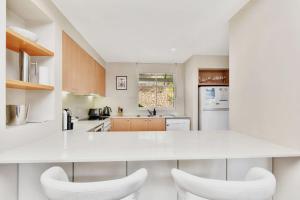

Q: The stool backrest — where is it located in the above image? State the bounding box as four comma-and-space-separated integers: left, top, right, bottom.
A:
41, 166, 147, 200
171, 167, 276, 200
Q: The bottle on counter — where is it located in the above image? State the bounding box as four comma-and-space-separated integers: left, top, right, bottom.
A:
63, 109, 74, 131
62, 109, 68, 131
153, 108, 157, 116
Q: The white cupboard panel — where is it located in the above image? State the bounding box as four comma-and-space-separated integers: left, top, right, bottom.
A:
227, 158, 272, 180
18, 163, 72, 200
178, 160, 226, 200
74, 162, 126, 182
179, 160, 226, 179
127, 161, 177, 200
0, 164, 18, 200
227, 158, 273, 200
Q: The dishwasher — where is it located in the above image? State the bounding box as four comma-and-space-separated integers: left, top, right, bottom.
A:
166, 118, 190, 131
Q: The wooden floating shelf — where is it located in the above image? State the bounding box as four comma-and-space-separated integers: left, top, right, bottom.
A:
199, 83, 229, 86
6, 29, 54, 56
199, 69, 229, 86
6, 80, 54, 91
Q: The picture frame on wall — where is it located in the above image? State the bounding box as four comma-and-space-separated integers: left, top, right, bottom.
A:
116, 76, 127, 90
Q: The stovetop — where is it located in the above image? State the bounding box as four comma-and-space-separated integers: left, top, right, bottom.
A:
88, 116, 110, 121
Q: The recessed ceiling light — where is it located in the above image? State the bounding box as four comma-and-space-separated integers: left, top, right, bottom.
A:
171, 48, 176, 52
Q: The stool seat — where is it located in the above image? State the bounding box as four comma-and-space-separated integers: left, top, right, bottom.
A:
40, 166, 147, 200
171, 167, 276, 200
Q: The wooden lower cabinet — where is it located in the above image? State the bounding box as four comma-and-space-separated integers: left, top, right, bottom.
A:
111, 118, 131, 131
148, 118, 166, 131
111, 118, 166, 132
130, 119, 149, 131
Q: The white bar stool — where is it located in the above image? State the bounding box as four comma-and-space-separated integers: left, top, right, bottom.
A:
40, 166, 147, 200
171, 167, 276, 200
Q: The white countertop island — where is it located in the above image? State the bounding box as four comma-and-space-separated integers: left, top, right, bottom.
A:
0, 131, 299, 163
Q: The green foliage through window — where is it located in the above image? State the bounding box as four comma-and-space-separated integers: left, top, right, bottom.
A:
138, 73, 175, 109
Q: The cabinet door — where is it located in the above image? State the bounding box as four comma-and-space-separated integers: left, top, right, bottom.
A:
62, 32, 104, 95
130, 119, 149, 131
87, 56, 96, 94
95, 62, 105, 96
71, 41, 80, 93
127, 161, 177, 200
99, 64, 106, 96
62, 32, 74, 92
111, 119, 131, 131
62, 32, 81, 93
148, 118, 166, 131
79, 49, 89, 94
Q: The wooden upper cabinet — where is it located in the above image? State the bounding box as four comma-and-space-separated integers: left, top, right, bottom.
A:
98, 63, 106, 96
70, 39, 81, 93
85, 54, 96, 94
62, 32, 82, 93
130, 119, 149, 131
62, 31, 106, 96
79, 49, 90, 94
62, 32, 72, 92
93, 61, 106, 96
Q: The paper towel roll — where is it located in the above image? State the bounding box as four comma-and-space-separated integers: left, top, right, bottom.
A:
39, 66, 49, 85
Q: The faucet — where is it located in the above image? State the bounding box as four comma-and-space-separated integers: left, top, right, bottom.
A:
147, 108, 157, 116
147, 109, 153, 116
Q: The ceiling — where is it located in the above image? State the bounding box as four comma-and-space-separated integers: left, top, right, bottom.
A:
52, 0, 249, 63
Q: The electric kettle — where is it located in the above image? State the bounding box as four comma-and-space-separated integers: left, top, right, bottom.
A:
102, 106, 112, 116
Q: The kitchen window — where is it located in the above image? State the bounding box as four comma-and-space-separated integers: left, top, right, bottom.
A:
138, 73, 175, 109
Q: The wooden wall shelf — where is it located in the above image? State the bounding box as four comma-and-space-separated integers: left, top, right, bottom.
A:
199, 69, 229, 86
6, 29, 54, 56
199, 83, 229, 86
6, 80, 54, 91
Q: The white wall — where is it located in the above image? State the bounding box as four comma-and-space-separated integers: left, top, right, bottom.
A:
229, 0, 300, 199
62, 93, 103, 119
30, 0, 105, 66
184, 55, 229, 130
96, 62, 185, 116
0, 0, 6, 130
0, 0, 105, 150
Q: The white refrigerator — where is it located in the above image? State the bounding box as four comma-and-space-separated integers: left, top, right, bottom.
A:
199, 86, 229, 131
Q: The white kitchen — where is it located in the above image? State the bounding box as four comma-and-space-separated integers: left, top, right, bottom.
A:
0, 0, 300, 200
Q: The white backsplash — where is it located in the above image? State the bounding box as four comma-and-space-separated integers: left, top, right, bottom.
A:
62, 93, 104, 120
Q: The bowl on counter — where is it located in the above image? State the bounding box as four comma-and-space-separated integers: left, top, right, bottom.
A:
8, 26, 39, 42
6, 104, 29, 126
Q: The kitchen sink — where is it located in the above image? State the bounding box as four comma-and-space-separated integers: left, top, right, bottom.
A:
135, 114, 166, 118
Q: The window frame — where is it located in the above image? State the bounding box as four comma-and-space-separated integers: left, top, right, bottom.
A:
137, 72, 176, 111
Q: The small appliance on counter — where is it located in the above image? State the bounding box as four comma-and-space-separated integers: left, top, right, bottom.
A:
117, 107, 123, 116
102, 106, 112, 117
88, 107, 112, 121
88, 108, 100, 120
6, 104, 29, 126
62, 109, 73, 130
